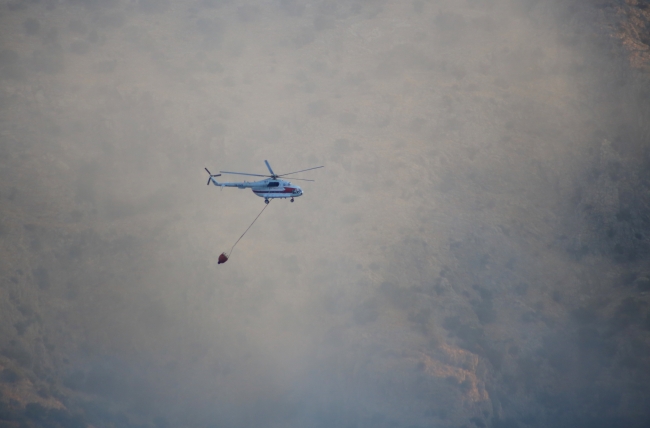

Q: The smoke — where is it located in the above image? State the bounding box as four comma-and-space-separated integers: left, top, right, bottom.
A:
1, 0, 650, 427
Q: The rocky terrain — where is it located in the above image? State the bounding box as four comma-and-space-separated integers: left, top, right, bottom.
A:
1, 0, 650, 427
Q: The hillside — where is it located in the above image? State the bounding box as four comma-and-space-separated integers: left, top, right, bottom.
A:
1, 0, 650, 427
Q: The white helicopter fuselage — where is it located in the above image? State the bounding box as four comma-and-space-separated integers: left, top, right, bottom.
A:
211, 177, 303, 200
205, 160, 321, 203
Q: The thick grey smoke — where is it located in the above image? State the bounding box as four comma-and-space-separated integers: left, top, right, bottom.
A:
1, 0, 650, 427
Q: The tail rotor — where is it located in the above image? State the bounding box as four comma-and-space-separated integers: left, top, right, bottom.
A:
205, 168, 221, 185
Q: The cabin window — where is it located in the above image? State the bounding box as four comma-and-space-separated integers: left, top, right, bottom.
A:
268, 181, 280, 187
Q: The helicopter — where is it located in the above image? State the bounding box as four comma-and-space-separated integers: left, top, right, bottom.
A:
205, 160, 323, 204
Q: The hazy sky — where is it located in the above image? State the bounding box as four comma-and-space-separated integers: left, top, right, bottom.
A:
1, 0, 650, 427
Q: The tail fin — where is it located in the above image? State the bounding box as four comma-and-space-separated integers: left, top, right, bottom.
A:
205, 168, 221, 186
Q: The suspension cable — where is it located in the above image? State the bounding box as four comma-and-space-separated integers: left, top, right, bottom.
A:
228, 201, 270, 257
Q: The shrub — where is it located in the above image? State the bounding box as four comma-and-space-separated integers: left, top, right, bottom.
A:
0, 368, 20, 383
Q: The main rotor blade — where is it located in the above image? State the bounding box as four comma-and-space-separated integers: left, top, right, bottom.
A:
277, 166, 324, 177
264, 160, 276, 177
285, 177, 315, 182
219, 171, 272, 178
